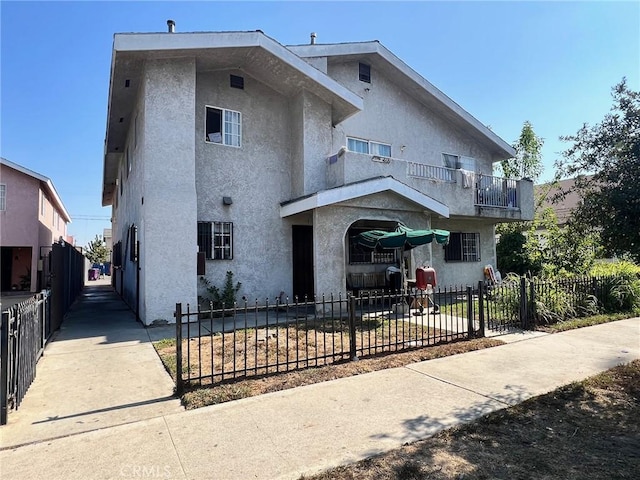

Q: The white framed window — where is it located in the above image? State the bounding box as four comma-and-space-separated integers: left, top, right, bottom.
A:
445, 232, 480, 262
442, 153, 476, 171
0, 184, 5, 211
197, 221, 233, 260
41, 192, 46, 216
347, 137, 391, 157
205, 106, 242, 147
53, 211, 59, 228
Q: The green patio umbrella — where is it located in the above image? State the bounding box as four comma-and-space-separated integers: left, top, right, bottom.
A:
354, 223, 450, 292
355, 223, 450, 251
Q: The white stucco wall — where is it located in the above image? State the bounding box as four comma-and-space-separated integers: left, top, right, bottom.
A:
328, 61, 494, 170
111, 83, 146, 316
195, 69, 295, 304
313, 194, 433, 297
430, 218, 496, 288
141, 58, 198, 323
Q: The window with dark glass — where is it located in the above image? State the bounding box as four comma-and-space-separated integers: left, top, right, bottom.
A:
205, 106, 241, 147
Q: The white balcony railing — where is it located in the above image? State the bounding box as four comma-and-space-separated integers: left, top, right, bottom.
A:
328, 152, 528, 214
407, 162, 456, 183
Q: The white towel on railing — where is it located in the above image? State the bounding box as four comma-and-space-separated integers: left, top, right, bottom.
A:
461, 170, 473, 188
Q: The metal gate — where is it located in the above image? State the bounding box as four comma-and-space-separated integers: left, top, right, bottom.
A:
480, 278, 532, 332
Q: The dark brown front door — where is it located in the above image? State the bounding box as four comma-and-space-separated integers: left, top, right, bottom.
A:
292, 225, 314, 300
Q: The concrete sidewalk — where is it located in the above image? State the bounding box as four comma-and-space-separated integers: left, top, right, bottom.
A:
0, 292, 637, 479
0, 282, 183, 449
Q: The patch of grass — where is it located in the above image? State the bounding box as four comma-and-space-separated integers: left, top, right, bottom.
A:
303, 360, 640, 480
183, 383, 252, 408
153, 338, 176, 349
538, 311, 639, 332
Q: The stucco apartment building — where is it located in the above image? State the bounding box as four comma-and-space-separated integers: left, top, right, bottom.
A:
102, 25, 534, 325
0, 157, 72, 292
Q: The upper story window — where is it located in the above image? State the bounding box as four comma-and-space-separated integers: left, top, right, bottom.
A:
0, 184, 6, 211
198, 221, 233, 260
347, 137, 391, 157
205, 106, 242, 147
442, 153, 476, 171
53, 210, 59, 228
359, 62, 371, 83
445, 232, 480, 262
40, 193, 46, 216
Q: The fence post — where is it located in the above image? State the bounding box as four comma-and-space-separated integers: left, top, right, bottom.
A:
174, 303, 184, 396
477, 281, 485, 337
519, 277, 529, 330
466, 286, 474, 338
529, 279, 536, 329
348, 295, 358, 361
1, 311, 9, 425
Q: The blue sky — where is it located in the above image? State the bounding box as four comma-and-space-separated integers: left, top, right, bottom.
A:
1, 1, 638, 247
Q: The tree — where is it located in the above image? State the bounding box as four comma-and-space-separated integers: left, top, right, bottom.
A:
500, 121, 544, 181
496, 121, 546, 273
556, 79, 640, 262
85, 235, 110, 264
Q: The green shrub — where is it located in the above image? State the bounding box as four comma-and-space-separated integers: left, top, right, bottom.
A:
590, 260, 640, 278
200, 271, 242, 309
597, 275, 640, 313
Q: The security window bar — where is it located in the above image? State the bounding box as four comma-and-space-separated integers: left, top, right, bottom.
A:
359, 62, 371, 83
444, 233, 480, 262
129, 225, 138, 262
205, 106, 242, 147
198, 221, 233, 260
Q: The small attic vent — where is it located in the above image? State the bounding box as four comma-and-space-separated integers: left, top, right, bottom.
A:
230, 75, 244, 90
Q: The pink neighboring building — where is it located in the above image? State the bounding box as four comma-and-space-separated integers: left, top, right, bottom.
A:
0, 157, 72, 292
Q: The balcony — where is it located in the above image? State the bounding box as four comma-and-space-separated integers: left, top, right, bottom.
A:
326, 151, 533, 221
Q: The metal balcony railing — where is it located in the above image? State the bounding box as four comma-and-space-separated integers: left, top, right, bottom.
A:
475, 174, 519, 208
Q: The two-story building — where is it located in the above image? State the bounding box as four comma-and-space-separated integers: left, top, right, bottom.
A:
0, 157, 72, 292
102, 26, 533, 325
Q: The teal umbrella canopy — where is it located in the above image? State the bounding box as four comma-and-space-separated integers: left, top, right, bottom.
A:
354, 224, 449, 251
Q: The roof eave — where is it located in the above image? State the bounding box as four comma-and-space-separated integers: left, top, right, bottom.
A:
280, 176, 450, 218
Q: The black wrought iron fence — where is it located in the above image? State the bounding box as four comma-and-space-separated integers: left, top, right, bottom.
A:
480, 274, 638, 331
50, 241, 84, 332
174, 286, 482, 393
1, 291, 50, 425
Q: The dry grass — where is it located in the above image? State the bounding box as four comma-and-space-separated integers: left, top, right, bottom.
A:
304, 360, 640, 480
156, 315, 472, 384
154, 336, 503, 409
